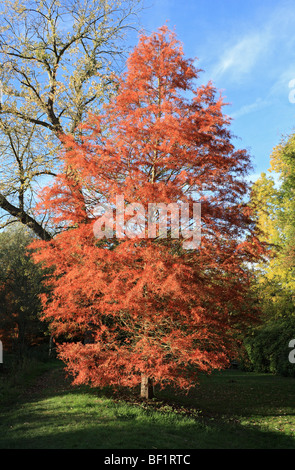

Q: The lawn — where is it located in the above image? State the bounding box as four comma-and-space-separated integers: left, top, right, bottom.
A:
0, 361, 295, 449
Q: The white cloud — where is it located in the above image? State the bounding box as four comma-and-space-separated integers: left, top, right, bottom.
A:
230, 98, 270, 119
208, 2, 295, 85
211, 31, 272, 83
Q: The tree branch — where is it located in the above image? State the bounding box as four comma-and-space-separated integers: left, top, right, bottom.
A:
0, 193, 52, 240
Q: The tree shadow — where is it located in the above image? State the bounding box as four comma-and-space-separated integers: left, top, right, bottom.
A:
1, 366, 295, 449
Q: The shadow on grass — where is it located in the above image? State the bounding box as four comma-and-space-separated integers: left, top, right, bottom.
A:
1, 401, 295, 449
0, 367, 295, 449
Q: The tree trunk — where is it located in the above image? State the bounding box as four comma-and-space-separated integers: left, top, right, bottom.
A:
49, 335, 54, 358
140, 373, 154, 399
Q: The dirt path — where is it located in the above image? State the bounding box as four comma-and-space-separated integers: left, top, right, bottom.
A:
23, 365, 73, 400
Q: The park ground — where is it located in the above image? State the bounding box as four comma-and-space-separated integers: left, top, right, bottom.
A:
0, 360, 295, 449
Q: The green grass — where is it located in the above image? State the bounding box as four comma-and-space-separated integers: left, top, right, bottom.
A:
0, 362, 295, 449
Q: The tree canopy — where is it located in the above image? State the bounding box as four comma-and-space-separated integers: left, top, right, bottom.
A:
250, 133, 295, 321
31, 27, 262, 397
0, 0, 141, 239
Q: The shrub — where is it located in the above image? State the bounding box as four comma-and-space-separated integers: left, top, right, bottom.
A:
243, 318, 295, 377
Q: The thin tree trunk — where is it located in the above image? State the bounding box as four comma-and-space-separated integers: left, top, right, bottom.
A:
140, 373, 154, 399
49, 335, 54, 358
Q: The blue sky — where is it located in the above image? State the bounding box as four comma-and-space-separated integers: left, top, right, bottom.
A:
135, 0, 295, 182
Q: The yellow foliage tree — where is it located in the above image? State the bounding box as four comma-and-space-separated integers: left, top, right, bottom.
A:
250, 134, 295, 320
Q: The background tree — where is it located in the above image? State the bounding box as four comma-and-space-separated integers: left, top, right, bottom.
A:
0, 224, 48, 359
251, 134, 295, 320
0, 0, 141, 238
246, 132, 295, 375
32, 27, 262, 398
0, 116, 55, 239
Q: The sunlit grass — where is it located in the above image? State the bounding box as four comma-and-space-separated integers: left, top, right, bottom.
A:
1, 363, 295, 449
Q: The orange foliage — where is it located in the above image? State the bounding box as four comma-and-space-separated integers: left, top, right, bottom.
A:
31, 27, 263, 391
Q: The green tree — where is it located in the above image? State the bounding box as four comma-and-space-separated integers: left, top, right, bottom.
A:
0, 224, 48, 358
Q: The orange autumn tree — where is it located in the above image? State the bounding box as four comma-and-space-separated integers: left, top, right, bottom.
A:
32, 26, 262, 398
